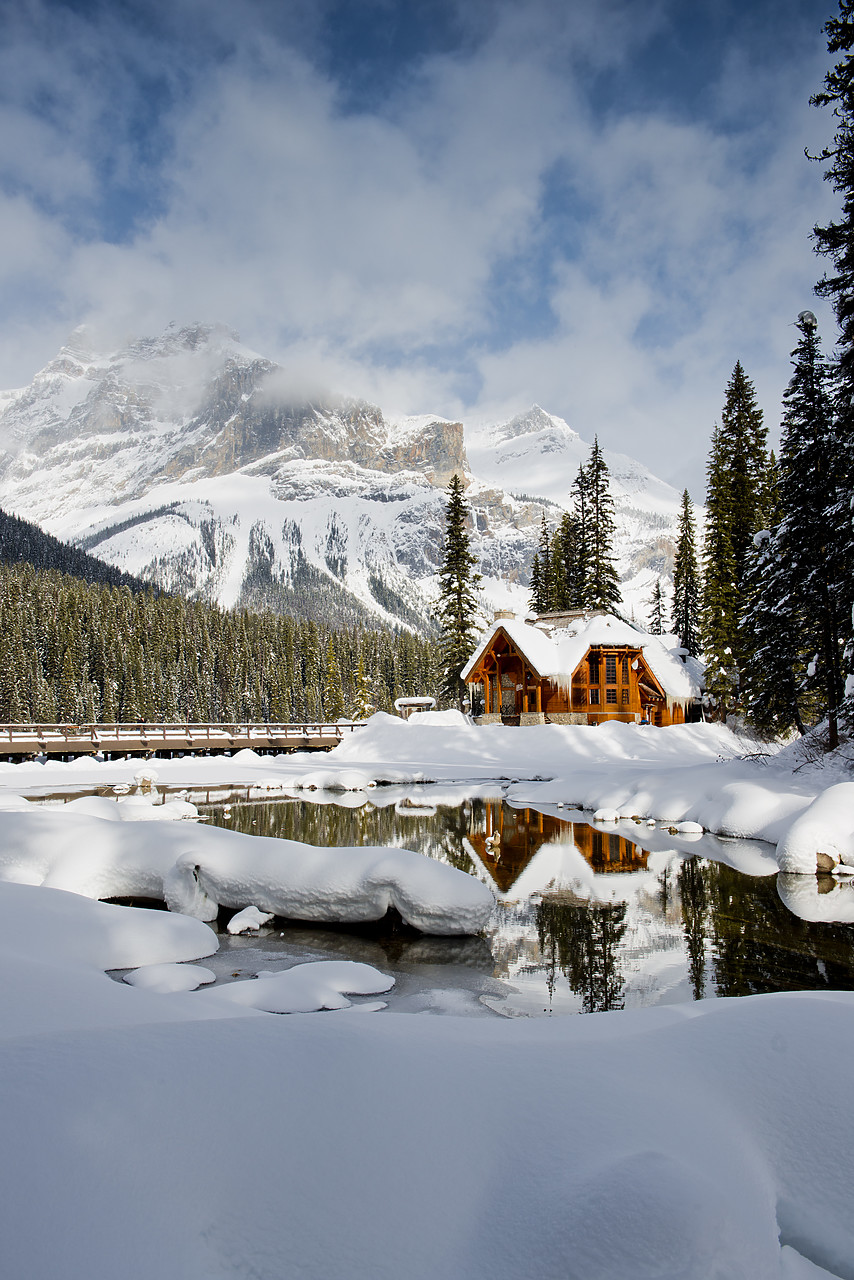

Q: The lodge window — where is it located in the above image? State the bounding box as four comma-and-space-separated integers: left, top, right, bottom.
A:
606, 688, 617, 704
589, 688, 600, 705
621, 657, 629, 683
605, 654, 617, 684
621, 689, 629, 704
588, 656, 600, 684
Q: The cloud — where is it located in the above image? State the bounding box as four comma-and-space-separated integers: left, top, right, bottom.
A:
0, 0, 841, 497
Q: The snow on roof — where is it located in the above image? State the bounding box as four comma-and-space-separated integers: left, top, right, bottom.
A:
461, 613, 702, 703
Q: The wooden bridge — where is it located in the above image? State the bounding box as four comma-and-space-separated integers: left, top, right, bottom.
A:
0, 721, 365, 760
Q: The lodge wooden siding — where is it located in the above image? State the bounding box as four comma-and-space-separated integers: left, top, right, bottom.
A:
467, 628, 688, 726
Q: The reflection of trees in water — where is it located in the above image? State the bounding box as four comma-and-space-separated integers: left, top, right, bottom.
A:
206, 798, 477, 876
205, 800, 854, 1005
693, 861, 854, 997
536, 897, 628, 1013
678, 858, 708, 1001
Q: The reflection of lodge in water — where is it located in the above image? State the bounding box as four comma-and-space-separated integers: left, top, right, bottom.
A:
468, 803, 648, 894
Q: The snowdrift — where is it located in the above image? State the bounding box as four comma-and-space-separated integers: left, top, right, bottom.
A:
1, 884, 853, 1280
0, 802, 494, 935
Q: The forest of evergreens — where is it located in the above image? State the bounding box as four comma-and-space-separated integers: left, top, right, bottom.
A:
0, 559, 439, 724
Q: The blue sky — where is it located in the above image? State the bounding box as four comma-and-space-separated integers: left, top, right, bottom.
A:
0, 0, 842, 493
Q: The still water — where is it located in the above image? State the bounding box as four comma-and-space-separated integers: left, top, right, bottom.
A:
197, 785, 854, 1018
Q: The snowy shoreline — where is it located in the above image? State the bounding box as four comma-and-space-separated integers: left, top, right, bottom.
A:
2, 711, 852, 875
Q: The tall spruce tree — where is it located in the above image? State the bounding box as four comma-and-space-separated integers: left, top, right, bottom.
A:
529, 513, 552, 613
584, 438, 621, 610
671, 489, 700, 656
740, 529, 807, 737
701, 366, 768, 717
647, 579, 665, 634
436, 473, 482, 708
811, 3, 854, 735
744, 313, 848, 743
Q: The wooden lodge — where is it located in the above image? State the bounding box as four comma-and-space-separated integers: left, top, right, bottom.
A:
461, 610, 703, 727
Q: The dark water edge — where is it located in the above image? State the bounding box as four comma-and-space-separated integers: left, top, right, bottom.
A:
193, 792, 854, 1017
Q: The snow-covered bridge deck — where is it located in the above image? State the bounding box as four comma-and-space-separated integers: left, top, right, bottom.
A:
0, 722, 363, 759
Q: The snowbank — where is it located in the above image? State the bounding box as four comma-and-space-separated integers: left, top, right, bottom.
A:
775, 783, 854, 873
1, 874, 854, 1277
0, 804, 495, 935
1, 958, 853, 1278
0, 713, 851, 873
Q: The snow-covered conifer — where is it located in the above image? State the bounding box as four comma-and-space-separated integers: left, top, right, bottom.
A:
436, 474, 483, 709
671, 490, 700, 656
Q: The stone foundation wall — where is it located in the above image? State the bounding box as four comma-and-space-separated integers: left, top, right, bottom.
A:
519, 712, 546, 726
475, 713, 503, 725
545, 712, 588, 725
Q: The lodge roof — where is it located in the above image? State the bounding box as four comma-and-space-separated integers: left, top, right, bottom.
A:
461, 612, 703, 704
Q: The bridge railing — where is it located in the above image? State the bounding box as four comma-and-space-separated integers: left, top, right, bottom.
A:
0, 721, 365, 756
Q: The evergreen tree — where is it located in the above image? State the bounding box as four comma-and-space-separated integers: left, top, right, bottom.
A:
436, 474, 482, 709
557, 506, 586, 609
743, 313, 848, 743
671, 489, 701, 656
566, 463, 593, 608
740, 529, 807, 736
322, 636, 345, 720
529, 513, 552, 613
647, 579, 665, 635
702, 366, 768, 717
584, 438, 621, 610
810, 6, 854, 734
350, 654, 375, 720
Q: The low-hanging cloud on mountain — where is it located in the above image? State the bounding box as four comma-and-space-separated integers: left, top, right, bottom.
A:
0, 0, 840, 494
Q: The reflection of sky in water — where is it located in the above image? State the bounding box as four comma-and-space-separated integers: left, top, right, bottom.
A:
35, 783, 854, 1017
187, 788, 854, 1018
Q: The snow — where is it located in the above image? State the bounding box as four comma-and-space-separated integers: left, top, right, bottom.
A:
226, 904, 274, 933
1, 895, 854, 1280
123, 962, 217, 992
1, 711, 850, 875
0, 801, 495, 934
776, 783, 854, 873
0, 723, 854, 1275
199, 959, 395, 1013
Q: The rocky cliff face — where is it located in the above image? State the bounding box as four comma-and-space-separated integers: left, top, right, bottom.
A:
0, 323, 685, 629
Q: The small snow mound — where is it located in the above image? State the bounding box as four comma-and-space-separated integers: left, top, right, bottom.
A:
123, 963, 216, 993
117, 795, 199, 821
200, 960, 394, 1013
0, 793, 33, 811
406, 709, 470, 727
776, 783, 854, 874
593, 808, 619, 823
133, 766, 159, 785
227, 905, 274, 934
675, 821, 704, 834
290, 769, 370, 792
64, 796, 124, 821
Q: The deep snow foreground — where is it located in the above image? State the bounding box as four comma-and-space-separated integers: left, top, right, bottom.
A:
0, 878, 851, 1280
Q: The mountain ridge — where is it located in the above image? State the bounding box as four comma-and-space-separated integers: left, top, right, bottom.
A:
0, 323, 685, 629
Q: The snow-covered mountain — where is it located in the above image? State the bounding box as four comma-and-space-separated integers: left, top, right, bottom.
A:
0, 324, 683, 629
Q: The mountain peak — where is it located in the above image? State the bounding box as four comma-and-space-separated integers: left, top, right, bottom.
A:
498, 404, 578, 443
